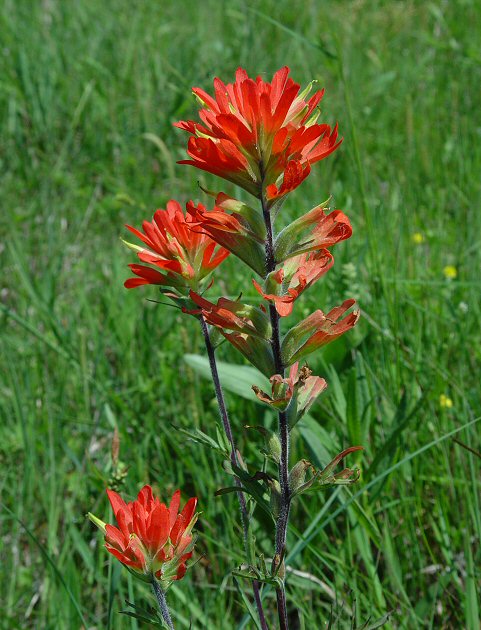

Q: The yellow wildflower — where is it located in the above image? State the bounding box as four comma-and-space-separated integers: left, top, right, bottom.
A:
412, 233, 425, 244
443, 265, 457, 280
439, 394, 453, 409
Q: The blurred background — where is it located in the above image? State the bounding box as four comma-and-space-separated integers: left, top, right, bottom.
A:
1, 1, 480, 628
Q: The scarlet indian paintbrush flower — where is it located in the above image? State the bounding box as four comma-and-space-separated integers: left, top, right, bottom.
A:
253, 362, 327, 426
123, 199, 229, 291
252, 249, 334, 317
174, 66, 341, 198
186, 197, 266, 275
274, 200, 353, 263
88, 485, 198, 587
281, 299, 361, 365
186, 291, 272, 339
186, 290, 276, 376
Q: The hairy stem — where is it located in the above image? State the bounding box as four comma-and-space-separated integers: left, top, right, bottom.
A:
151, 578, 175, 630
260, 173, 291, 630
199, 316, 269, 630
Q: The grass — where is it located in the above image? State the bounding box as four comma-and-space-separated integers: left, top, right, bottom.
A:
1, 0, 480, 628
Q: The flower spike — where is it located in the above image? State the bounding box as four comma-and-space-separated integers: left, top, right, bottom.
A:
88, 485, 198, 589
175, 67, 342, 196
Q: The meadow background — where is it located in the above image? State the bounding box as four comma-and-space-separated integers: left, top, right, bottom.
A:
1, 1, 480, 628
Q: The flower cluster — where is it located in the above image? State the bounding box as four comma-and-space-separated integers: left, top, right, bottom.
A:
123, 199, 229, 291
174, 67, 341, 199
89, 485, 198, 587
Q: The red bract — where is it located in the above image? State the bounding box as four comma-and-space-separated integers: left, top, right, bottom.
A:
186, 199, 266, 275
265, 160, 311, 200
124, 200, 229, 291
253, 362, 327, 420
275, 203, 352, 262
307, 210, 352, 251
91, 485, 198, 585
186, 291, 271, 339
253, 249, 334, 317
175, 67, 342, 197
282, 299, 361, 364
186, 291, 276, 376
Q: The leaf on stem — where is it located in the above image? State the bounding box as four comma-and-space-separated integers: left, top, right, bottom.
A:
291, 446, 364, 496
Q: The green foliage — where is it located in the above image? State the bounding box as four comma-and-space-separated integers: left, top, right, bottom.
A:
1, 0, 480, 628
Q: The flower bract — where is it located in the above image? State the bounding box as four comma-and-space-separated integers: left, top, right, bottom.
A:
89, 485, 198, 587
282, 299, 360, 364
124, 200, 229, 291
253, 249, 334, 316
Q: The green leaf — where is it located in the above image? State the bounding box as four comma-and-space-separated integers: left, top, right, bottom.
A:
120, 600, 163, 626
214, 486, 242, 496
233, 466, 275, 521
232, 568, 279, 587
465, 531, 479, 629
233, 577, 262, 630
356, 611, 392, 629
184, 354, 270, 401
174, 425, 225, 454
346, 366, 362, 452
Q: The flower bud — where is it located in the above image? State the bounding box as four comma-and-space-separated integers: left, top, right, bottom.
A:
288, 459, 313, 494
268, 479, 281, 519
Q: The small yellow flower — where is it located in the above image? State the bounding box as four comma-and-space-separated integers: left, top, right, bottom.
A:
443, 265, 457, 280
439, 394, 453, 409
412, 232, 425, 244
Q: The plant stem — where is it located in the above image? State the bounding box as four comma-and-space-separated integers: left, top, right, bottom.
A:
199, 316, 269, 630
259, 172, 291, 630
151, 578, 175, 630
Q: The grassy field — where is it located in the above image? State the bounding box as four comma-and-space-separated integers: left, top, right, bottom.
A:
1, 1, 480, 628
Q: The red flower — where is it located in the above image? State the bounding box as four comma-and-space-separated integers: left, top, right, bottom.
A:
124, 200, 229, 291
282, 299, 360, 364
252, 249, 334, 316
275, 203, 352, 262
265, 160, 311, 200
89, 485, 198, 586
175, 67, 342, 197
186, 198, 266, 275
186, 291, 275, 375
186, 291, 271, 339
253, 362, 327, 422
